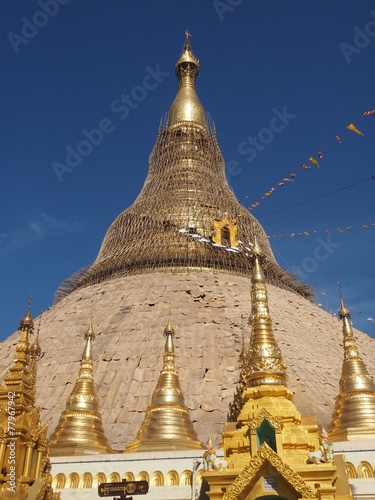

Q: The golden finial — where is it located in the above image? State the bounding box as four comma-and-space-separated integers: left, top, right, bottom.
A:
185, 27, 192, 47
337, 280, 351, 319
251, 231, 262, 258
167, 29, 205, 127
19, 295, 34, 331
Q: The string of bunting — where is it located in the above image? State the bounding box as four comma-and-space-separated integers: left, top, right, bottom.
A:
178, 225, 253, 255
246, 110, 374, 211
266, 222, 375, 239
316, 289, 374, 323
177, 228, 374, 323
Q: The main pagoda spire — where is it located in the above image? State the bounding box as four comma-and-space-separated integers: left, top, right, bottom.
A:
49, 320, 113, 455
328, 284, 375, 441
125, 316, 203, 452
56, 30, 312, 303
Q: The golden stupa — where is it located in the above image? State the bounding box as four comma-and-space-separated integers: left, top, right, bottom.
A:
49, 320, 113, 456
125, 317, 203, 451
328, 285, 375, 442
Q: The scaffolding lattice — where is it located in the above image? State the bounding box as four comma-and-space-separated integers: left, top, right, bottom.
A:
54, 118, 313, 304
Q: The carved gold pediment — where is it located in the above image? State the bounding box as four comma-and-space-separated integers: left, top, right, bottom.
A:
248, 407, 283, 434
224, 442, 316, 499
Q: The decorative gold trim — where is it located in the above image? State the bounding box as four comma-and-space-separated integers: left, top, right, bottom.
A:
248, 408, 283, 433
224, 442, 316, 499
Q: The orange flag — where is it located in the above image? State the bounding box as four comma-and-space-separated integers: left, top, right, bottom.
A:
347, 123, 364, 135
309, 157, 319, 168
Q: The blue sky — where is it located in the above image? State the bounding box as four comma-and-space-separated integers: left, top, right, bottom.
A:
1, 1, 374, 340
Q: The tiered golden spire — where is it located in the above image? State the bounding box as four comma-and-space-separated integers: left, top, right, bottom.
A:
167, 28, 207, 128
125, 316, 203, 452
0, 302, 59, 499
209, 247, 349, 498
328, 283, 375, 441
49, 319, 113, 456
0, 297, 36, 412
245, 236, 288, 387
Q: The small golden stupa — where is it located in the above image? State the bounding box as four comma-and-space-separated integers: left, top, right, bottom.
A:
125, 317, 203, 452
203, 243, 352, 499
49, 320, 113, 456
0, 301, 59, 499
328, 284, 375, 442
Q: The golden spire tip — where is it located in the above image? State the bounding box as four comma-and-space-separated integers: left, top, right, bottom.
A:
337, 281, 351, 319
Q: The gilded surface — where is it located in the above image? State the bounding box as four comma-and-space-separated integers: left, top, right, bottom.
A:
0, 305, 60, 499
245, 246, 288, 387
125, 318, 203, 451
248, 408, 284, 433
329, 289, 375, 441
49, 321, 113, 455
54, 33, 313, 302
223, 443, 316, 499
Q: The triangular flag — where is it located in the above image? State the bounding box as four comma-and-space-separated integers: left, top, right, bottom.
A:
337, 227, 344, 233
335, 135, 342, 144
309, 157, 319, 168
363, 110, 375, 115
347, 123, 364, 135
318, 150, 323, 158
304, 231, 310, 236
